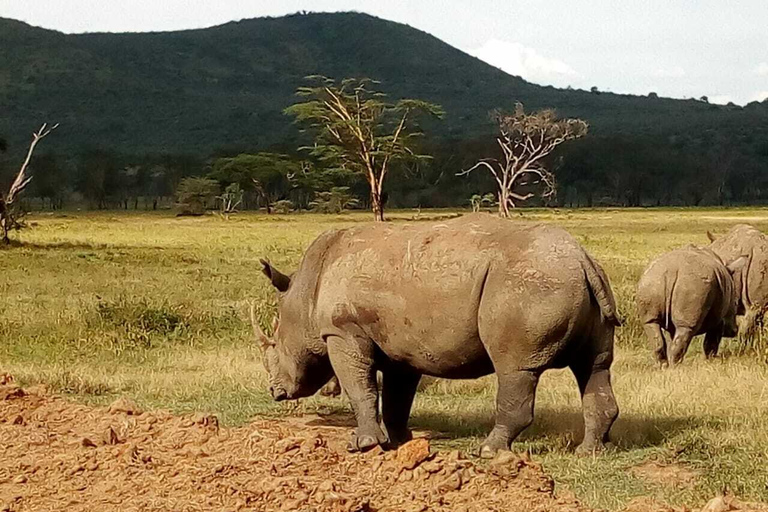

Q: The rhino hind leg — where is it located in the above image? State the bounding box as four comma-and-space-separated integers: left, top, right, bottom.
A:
571, 349, 619, 456
326, 334, 388, 452
479, 369, 539, 459
381, 368, 421, 446
643, 322, 668, 367
703, 329, 723, 359
668, 327, 694, 366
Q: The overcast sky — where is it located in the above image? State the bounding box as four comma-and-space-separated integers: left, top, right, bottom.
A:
2, 0, 766, 105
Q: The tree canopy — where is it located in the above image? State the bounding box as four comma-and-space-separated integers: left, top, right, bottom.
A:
285, 76, 443, 220
461, 104, 587, 217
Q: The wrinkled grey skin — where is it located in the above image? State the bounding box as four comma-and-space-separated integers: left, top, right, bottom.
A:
708, 224, 768, 340
636, 245, 747, 367
259, 213, 620, 457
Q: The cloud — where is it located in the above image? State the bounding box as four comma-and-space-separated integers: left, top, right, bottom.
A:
651, 67, 686, 78
469, 40, 577, 86
750, 91, 768, 103
754, 63, 768, 76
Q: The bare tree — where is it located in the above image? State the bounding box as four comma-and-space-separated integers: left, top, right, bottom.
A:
459, 104, 587, 217
1, 123, 58, 244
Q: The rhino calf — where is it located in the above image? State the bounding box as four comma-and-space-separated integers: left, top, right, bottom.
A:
254, 213, 621, 457
636, 245, 747, 366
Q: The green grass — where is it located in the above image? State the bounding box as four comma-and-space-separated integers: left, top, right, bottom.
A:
2, 208, 768, 510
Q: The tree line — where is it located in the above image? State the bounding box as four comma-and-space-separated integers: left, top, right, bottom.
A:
2, 77, 768, 222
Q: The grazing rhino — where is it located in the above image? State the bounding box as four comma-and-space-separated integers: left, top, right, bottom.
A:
636, 245, 747, 366
707, 224, 768, 339
253, 213, 620, 457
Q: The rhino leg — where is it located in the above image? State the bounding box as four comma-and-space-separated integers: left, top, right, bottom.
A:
326, 334, 387, 452
381, 367, 421, 446
572, 349, 619, 456
643, 322, 667, 367
479, 369, 539, 459
319, 376, 342, 397
667, 327, 694, 366
703, 329, 722, 359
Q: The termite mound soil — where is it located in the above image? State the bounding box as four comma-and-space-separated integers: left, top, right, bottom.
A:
0, 377, 764, 512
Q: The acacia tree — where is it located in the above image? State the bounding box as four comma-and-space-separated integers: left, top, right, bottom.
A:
1, 123, 57, 244
460, 103, 587, 217
285, 77, 443, 221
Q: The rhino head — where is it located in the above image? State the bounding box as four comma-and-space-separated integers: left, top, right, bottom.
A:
251, 259, 334, 401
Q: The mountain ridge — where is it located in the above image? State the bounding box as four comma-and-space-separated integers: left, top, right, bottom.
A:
0, 11, 766, 160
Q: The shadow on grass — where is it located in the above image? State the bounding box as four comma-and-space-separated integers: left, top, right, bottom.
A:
4, 240, 169, 251
410, 406, 702, 450
307, 406, 704, 452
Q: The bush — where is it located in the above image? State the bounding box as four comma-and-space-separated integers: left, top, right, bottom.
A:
309, 187, 359, 213
270, 199, 294, 214
175, 178, 219, 216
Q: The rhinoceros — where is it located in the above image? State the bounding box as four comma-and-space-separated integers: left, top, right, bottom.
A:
707, 224, 768, 340
253, 213, 620, 457
636, 245, 747, 366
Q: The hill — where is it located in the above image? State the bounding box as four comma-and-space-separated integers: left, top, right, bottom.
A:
2, 11, 766, 156
0, 12, 767, 208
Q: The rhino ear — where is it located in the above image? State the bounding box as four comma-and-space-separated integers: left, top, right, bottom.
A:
260, 258, 292, 292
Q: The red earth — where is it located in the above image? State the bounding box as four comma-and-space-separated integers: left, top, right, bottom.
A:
0, 376, 763, 512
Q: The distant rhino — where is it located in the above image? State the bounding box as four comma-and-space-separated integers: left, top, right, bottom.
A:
707, 224, 768, 340
636, 245, 747, 366
253, 213, 620, 457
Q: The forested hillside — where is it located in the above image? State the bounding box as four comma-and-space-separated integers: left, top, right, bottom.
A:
1, 12, 767, 208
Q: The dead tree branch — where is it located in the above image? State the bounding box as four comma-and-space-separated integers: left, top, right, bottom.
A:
1, 123, 58, 243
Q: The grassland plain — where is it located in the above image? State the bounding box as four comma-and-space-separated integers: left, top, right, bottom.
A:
1, 208, 768, 510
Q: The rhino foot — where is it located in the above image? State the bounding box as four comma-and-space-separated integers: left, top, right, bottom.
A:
319, 378, 342, 397
347, 429, 388, 453
478, 444, 507, 459
477, 431, 510, 459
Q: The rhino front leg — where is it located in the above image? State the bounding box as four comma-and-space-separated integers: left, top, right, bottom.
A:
703, 328, 722, 359
479, 369, 539, 459
319, 376, 342, 397
326, 334, 387, 452
381, 367, 421, 446
571, 351, 619, 455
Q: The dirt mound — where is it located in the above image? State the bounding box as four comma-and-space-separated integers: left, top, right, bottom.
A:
0, 383, 766, 512
0, 383, 586, 512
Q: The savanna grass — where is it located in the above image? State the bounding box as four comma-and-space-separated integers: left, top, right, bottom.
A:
2, 208, 768, 509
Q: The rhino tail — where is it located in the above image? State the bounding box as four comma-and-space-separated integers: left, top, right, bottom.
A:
581, 254, 622, 327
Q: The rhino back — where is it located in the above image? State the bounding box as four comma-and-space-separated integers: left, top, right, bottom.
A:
311, 214, 603, 375
637, 247, 730, 332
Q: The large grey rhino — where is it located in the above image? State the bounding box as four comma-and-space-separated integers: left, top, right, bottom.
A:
707, 224, 768, 339
636, 245, 747, 366
253, 213, 620, 457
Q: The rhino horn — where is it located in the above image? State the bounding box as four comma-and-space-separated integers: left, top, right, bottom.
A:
706, 230, 718, 243
260, 258, 292, 292
249, 301, 275, 351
